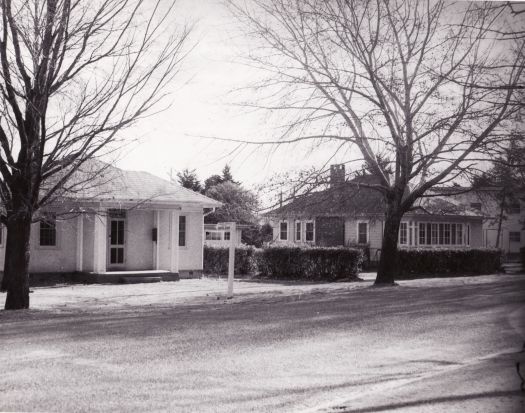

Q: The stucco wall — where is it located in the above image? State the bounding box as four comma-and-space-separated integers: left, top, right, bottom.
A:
0, 218, 80, 273
0, 206, 206, 274
178, 211, 204, 271
124, 210, 155, 271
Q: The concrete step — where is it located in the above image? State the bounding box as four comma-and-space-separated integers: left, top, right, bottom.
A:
502, 263, 523, 274
120, 276, 162, 284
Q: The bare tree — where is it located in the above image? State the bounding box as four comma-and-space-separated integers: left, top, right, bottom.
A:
0, 0, 190, 309
228, 0, 524, 284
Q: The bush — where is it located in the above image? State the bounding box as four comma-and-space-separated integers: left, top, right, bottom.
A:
204, 244, 363, 281
255, 245, 363, 281
203, 245, 257, 275
397, 248, 502, 278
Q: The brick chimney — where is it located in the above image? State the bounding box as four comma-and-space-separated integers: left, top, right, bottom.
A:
330, 164, 345, 187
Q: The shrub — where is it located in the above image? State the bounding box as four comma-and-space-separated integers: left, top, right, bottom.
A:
203, 245, 257, 275
397, 248, 502, 278
255, 245, 363, 281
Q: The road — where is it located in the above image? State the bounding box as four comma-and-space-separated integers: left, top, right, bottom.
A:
1, 275, 524, 412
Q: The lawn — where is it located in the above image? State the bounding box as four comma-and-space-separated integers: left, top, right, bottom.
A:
1, 274, 524, 412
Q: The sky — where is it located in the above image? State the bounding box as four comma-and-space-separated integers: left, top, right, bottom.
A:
114, 0, 348, 191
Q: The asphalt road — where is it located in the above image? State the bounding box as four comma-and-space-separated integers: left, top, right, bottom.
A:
1, 275, 525, 412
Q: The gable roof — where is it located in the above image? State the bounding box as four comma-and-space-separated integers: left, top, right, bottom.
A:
267, 176, 481, 219
53, 161, 221, 208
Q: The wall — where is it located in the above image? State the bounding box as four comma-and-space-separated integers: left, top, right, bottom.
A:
178, 210, 204, 271
315, 217, 344, 246
124, 210, 154, 270
0, 217, 78, 273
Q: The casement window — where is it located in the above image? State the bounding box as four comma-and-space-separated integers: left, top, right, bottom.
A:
509, 232, 521, 242
417, 222, 469, 246
279, 221, 288, 241
39, 214, 57, 246
305, 221, 314, 242
357, 222, 368, 244
224, 231, 231, 241
295, 221, 302, 242
178, 216, 186, 247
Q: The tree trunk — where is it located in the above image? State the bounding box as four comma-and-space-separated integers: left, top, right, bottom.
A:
375, 207, 402, 285
3, 212, 32, 310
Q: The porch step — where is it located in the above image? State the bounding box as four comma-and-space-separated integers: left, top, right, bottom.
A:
502, 263, 524, 274
93, 270, 179, 284
120, 276, 162, 284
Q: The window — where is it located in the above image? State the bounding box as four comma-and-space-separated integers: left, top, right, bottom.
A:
508, 202, 521, 215
399, 222, 408, 245
280, 222, 288, 241
444, 223, 451, 245
179, 216, 186, 247
0, 225, 2, 245
358, 222, 368, 244
418, 222, 467, 246
40, 215, 57, 246
510, 232, 521, 242
295, 221, 302, 242
305, 221, 314, 242
224, 231, 231, 241
205, 231, 221, 241
470, 202, 482, 211
431, 223, 438, 245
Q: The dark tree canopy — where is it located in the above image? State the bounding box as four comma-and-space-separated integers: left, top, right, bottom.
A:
177, 168, 203, 193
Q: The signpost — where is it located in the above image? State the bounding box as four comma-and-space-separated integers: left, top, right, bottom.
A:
218, 222, 236, 299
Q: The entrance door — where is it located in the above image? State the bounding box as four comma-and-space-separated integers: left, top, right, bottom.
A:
108, 210, 126, 269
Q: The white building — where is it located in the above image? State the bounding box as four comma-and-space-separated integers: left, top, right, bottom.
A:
0, 164, 221, 282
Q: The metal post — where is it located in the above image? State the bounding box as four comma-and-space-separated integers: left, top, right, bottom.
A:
227, 222, 236, 298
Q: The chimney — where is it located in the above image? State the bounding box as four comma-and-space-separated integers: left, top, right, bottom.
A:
330, 164, 345, 187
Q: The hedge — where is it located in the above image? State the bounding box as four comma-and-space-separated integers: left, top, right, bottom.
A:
397, 248, 502, 278
203, 245, 257, 275
204, 245, 363, 281
256, 246, 363, 281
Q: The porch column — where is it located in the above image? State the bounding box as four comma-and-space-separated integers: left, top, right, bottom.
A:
154, 210, 161, 270
170, 210, 180, 273
76, 214, 84, 272
93, 210, 107, 273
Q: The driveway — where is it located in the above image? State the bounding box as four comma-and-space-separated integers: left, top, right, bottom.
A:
1, 274, 524, 412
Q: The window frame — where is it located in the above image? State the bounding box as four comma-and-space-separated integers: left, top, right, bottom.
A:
178, 215, 186, 247
509, 231, 521, 243
357, 221, 368, 244
304, 220, 315, 242
399, 222, 408, 245
279, 221, 288, 241
417, 221, 469, 247
295, 221, 302, 242
39, 213, 58, 248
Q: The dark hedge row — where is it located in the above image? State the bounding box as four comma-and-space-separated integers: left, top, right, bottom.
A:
203, 245, 257, 275
256, 246, 363, 281
203, 245, 363, 281
397, 248, 502, 278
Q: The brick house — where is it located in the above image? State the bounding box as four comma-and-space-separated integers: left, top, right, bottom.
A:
266, 165, 483, 262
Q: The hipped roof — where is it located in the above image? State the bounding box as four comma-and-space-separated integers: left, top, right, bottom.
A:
268, 176, 481, 219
